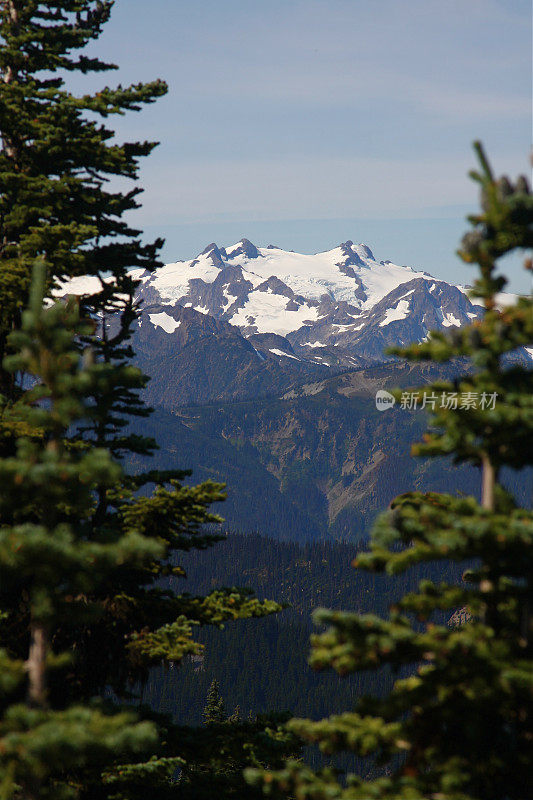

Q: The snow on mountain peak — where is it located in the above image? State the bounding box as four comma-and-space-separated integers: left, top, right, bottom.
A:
225, 238, 261, 259
130, 238, 450, 336
54, 237, 485, 347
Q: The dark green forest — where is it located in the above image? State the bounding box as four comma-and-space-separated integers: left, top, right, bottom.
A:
142, 533, 464, 725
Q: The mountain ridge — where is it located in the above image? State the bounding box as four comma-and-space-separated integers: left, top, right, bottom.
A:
131, 237, 485, 352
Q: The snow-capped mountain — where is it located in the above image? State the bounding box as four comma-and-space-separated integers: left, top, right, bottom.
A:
130, 238, 483, 357
55, 237, 489, 378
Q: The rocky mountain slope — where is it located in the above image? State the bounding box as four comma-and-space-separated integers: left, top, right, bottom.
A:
132, 304, 367, 407
132, 359, 529, 542
57, 239, 530, 541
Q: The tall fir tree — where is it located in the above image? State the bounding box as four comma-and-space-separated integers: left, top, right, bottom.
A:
0, 265, 162, 798
0, 0, 164, 399
203, 680, 227, 726
0, 4, 283, 797
0, 0, 163, 468
247, 147, 533, 800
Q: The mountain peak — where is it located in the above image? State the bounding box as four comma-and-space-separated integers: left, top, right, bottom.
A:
356, 244, 375, 260
226, 238, 261, 259
335, 240, 376, 264
200, 242, 220, 256
195, 242, 226, 269
59, 236, 490, 354
338, 241, 365, 268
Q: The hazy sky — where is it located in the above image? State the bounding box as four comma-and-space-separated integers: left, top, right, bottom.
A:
79, 0, 531, 290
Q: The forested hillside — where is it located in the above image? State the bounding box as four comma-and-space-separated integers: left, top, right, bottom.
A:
129, 368, 531, 543
142, 533, 463, 726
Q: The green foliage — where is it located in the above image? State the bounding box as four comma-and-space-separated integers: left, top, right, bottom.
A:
0, 705, 158, 800
0, 1, 166, 391
0, 4, 282, 797
203, 680, 226, 725
172, 682, 299, 800
0, 267, 163, 798
0, 268, 281, 800
143, 534, 463, 737
247, 147, 533, 799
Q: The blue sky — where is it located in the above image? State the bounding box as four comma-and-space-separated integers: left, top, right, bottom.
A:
81, 0, 531, 290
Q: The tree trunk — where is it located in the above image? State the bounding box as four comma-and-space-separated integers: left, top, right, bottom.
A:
1, 1, 18, 87
1, 1, 19, 158
481, 452, 495, 511
26, 621, 48, 707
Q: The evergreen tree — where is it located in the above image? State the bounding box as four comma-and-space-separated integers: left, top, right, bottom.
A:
172, 681, 299, 800
0, 265, 282, 799
247, 145, 533, 799
0, 4, 283, 797
0, 0, 165, 400
0, 264, 162, 798
203, 680, 227, 725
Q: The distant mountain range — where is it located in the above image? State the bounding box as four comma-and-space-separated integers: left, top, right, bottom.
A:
57, 239, 531, 541
131, 238, 485, 362
59, 237, 489, 369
